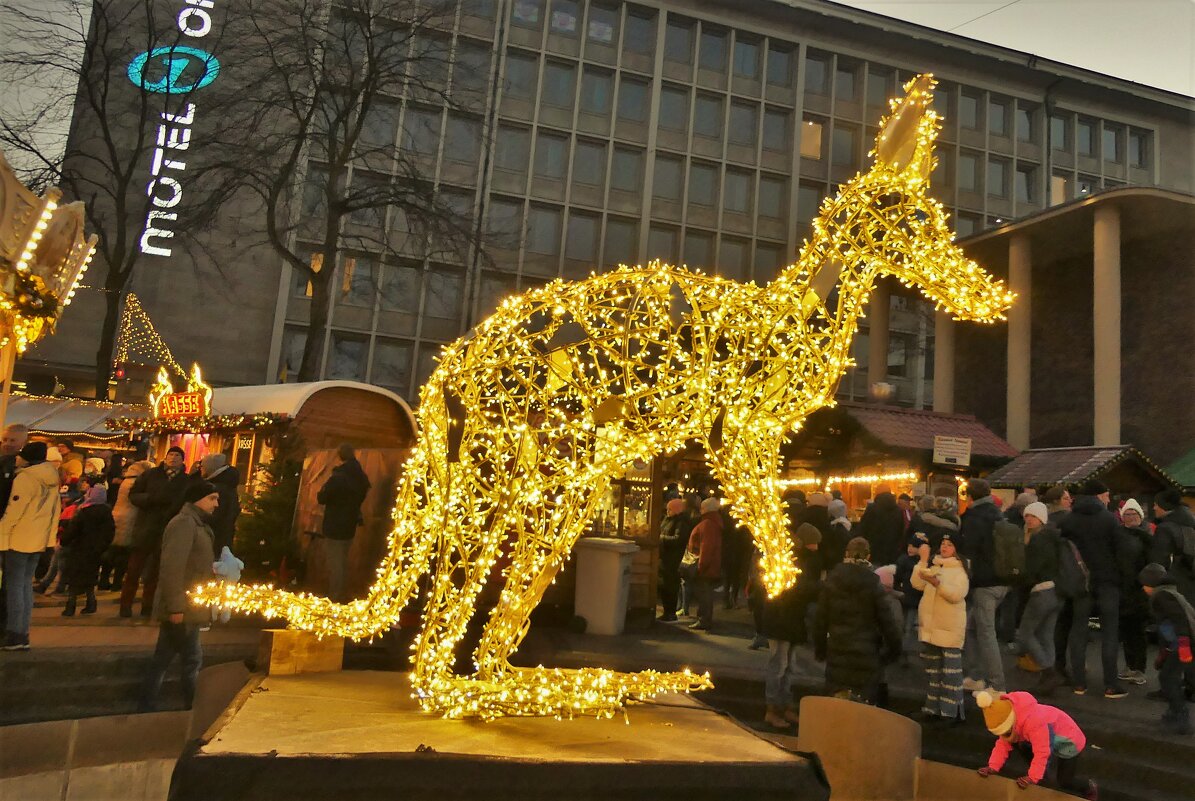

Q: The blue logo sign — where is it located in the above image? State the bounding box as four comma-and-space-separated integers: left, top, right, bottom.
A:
127, 46, 220, 94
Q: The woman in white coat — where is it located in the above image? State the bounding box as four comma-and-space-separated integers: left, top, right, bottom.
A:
1, 442, 63, 650
910, 530, 970, 723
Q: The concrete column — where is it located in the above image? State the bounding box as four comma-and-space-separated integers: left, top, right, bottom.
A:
867, 279, 891, 394
1006, 234, 1032, 450
1093, 205, 1122, 446
933, 310, 955, 414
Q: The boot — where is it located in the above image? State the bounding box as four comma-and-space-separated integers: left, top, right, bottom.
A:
119, 606, 133, 619
1017, 654, 1043, 672
782, 706, 799, 724
61, 595, 77, 617
1038, 667, 1064, 694
764, 705, 792, 730
82, 591, 97, 615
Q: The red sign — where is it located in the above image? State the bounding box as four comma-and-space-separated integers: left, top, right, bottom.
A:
156, 391, 207, 418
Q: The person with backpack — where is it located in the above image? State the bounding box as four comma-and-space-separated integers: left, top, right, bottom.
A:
959, 478, 1012, 694
1139, 563, 1195, 735
1150, 490, 1195, 606
1060, 480, 1128, 699
1015, 503, 1064, 692
1116, 500, 1152, 686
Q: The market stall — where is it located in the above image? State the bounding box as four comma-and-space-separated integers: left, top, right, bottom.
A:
4, 392, 142, 452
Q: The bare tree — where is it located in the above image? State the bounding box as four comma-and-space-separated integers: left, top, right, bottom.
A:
0, 0, 247, 396
219, 0, 495, 381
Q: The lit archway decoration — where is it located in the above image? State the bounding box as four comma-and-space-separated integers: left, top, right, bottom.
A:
194, 75, 1012, 719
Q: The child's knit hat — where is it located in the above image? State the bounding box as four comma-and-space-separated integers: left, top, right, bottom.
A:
976, 690, 1015, 735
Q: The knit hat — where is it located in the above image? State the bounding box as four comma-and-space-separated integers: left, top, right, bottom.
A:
909, 531, 929, 546
666, 498, 685, 516
184, 480, 218, 504
45, 446, 62, 464
1015, 491, 1036, 508
796, 522, 822, 546
700, 497, 721, 514
874, 563, 896, 589
81, 484, 108, 507
807, 492, 830, 508
202, 452, 229, 477
966, 478, 990, 499
84, 456, 106, 475
1023, 501, 1050, 526
1155, 489, 1183, 512
828, 499, 848, 520
845, 536, 870, 559
167, 445, 186, 458
1079, 478, 1109, 497
1120, 498, 1144, 518
976, 691, 1015, 735
18, 441, 47, 463
1138, 563, 1173, 588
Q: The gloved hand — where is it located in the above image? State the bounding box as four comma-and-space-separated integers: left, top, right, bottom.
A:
1179, 635, 1193, 664
977, 766, 996, 778
1016, 775, 1035, 789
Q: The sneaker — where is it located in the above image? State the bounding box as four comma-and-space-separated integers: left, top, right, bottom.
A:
1120, 670, 1147, 686
1104, 687, 1128, 699
1016, 654, 1043, 672
961, 677, 986, 692
1, 633, 30, 651
688, 622, 709, 631
1073, 686, 1088, 696
657, 614, 678, 622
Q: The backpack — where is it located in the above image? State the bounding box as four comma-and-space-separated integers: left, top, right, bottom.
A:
992, 520, 1027, 584
1056, 539, 1091, 599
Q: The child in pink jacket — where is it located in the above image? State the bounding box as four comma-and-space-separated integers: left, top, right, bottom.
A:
975, 690, 1098, 799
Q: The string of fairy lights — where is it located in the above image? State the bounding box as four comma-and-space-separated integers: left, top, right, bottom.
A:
111, 293, 186, 378
193, 75, 1013, 720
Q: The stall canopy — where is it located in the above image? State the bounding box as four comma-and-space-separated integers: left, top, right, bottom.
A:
5, 393, 144, 444
1167, 448, 1195, 493
984, 445, 1181, 493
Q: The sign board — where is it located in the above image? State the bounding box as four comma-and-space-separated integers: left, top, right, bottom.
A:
933, 435, 972, 467
156, 390, 207, 418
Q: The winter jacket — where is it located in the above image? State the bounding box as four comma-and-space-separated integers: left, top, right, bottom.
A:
156, 503, 217, 625
1150, 505, 1195, 604
0, 453, 18, 518
1115, 524, 1151, 615
859, 492, 906, 567
762, 546, 822, 643
1024, 524, 1062, 588
823, 517, 851, 569
959, 496, 1006, 588
1005, 506, 1026, 528
912, 511, 958, 552
0, 460, 62, 553
658, 513, 689, 576
910, 555, 969, 648
1148, 583, 1195, 645
687, 510, 724, 579
986, 692, 1087, 784
60, 503, 115, 590
813, 560, 903, 694
1059, 495, 1120, 587
206, 464, 242, 553
318, 458, 371, 540
893, 552, 923, 610
130, 464, 193, 549
800, 505, 833, 545
111, 463, 151, 548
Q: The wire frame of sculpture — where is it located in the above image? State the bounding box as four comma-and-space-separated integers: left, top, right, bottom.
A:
194, 75, 1014, 720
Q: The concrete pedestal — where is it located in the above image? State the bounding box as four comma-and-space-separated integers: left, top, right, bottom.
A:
573, 537, 639, 635
171, 671, 829, 801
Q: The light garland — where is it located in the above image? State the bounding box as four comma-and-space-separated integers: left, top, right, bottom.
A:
192, 74, 1012, 720
778, 469, 921, 490
112, 293, 186, 377
106, 412, 287, 434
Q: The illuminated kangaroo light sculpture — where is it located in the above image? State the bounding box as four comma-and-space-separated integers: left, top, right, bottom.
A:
195, 75, 1012, 719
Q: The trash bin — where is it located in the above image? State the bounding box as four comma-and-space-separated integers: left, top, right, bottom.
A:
573, 537, 640, 636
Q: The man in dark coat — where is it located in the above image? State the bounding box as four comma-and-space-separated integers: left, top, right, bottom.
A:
761, 523, 824, 728
959, 478, 1011, 693
0, 424, 28, 622
1060, 479, 1127, 697
859, 490, 905, 567
59, 479, 115, 616
120, 446, 193, 617
813, 536, 902, 704
317, 443, 371, 602
1116, 500, 1152, 685
200, 453, 241, 554
1151, 490, 1195, 605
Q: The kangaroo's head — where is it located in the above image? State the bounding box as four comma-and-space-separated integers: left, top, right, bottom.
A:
833, 74, 1013, 323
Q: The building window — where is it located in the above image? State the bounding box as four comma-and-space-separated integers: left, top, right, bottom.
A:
867, 70, 892, 107
762, 107, 790, 152
647, 225, 678, 262
526, 205, 563, 255
659, 85, 689, 131
664, 17, 693, 64
835, 64, 857, 101
1102, 126, 1121, 163
587, 3, 618, 43
754, 242, 783, 276
462, 0, 496, 20
1129, 129, 1150, 168
831, 125, 856, 167
617, 77, 649, 122
549, 0, 578, 35
766, 46, 792, 87
1016, 105, 1035, 143
424, 269, 464, 320
503, 51, 538, 100
565, 211, 598, 261
380, 262, 420, 312
452, 42, 492, 100
1050, 173, 1069, 206
955, 213, 980, 237
580, 67, 613, 114
604, 216, 637, 264
758, 174, 787, 219
359, 101, 399, 152
1050, 115, 1069, 151
653, 154, 684, 201
512, 0, 543, 29
798, 182, 824, 218
723, 169, 751, 214
402, 108, 440, 156
1015, 165, 1036, 203
300, 167, 327, 219
572, 140, 606, 186
688, 161, 717, 206
372, 340, 413, 391
610, 147, 644, 192
733, 37, 760, 79
542, 61, 576, 108
1077, 119, 1095, 156
729, 102, 758, 147
800, 118, 823, 159
443, 114, 481, 164
349, 173, 389, 228
486, 197, 524, 242
494, 125, 531, 173
987, 158, 1008, 198
534, 132, 568, 180
959, 92, 979, 129
698, 27, 727, 72
341, 257, 375, 306
693, 93, 723, 139
684, 230, 712, 266
719, 238, 747, 278
624, 9, 655, 54
805, 54, 828, 95
988, 98, 1008, 137
957, 152, 979, 191
1077, 175, 1099, 196
328, 334, 367, 380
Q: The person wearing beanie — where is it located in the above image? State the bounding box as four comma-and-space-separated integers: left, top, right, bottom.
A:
1114, 499, 1153, 687
1150, 490, 1195, 607
1013, 502, 1065, 690
911, 496, 959, 553
0, 440, 62, 650
812, 535, 902, 705
976, 690, 1097, 797
799, 492, 834, 563
657, 498, 689, 622
909, 531, 968, 722
121, 446, 194, 618
83, 456, 106, 477
1059, 479, 1128, 698
958, 475, 1012, 695
58, 478, 115, 617
823, 498, 852, 569
686, 496, 724, 630
99, 460, 154, 592
139, 480, 219, 712
200, 452, 242, 554
1139, 563, 1195, 735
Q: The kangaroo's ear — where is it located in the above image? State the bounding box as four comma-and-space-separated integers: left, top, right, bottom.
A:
873, 74, 937, 183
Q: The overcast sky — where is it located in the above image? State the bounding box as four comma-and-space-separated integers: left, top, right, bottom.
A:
832, 0, 1195, 97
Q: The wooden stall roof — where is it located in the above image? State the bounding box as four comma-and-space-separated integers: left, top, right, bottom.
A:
984, 445, 1181, 491
5, 393, 144, 442
211, 381, 416, 432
